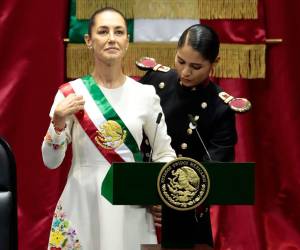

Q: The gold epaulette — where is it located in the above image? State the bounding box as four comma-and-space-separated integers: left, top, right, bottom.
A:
136, 57, 170, 72
218, 91, 252, 113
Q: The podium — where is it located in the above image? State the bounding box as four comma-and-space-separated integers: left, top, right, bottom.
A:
101, 161, 254, 249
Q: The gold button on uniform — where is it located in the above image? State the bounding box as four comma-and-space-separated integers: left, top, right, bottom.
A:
145, 139, 150, 145
201, 102, 208, 109
158, 82, 165, 89
187, 128, 193, 135
177, 154, 183, 157
181, 143, 188, 150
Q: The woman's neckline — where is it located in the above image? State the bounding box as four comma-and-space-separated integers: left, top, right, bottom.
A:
90, 74, 127, 90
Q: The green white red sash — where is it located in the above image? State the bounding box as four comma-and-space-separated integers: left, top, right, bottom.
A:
59, 75, 143, 164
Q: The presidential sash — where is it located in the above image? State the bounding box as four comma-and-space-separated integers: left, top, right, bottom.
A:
59, 75, 143, 164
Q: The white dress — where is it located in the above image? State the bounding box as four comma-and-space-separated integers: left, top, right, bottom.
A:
42, 76, 176, 250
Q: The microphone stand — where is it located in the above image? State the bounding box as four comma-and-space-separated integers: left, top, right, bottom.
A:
188, 114, 212, 161
148, 112, 162, 162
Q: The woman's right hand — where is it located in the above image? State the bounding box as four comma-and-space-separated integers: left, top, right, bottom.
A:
149, 205, 162, 227
52, 94, 85, 129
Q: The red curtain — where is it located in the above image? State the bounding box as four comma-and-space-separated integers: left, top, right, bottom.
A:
0, 0, 300, 249
208, 0, 300, 249
0, 0, 70, 249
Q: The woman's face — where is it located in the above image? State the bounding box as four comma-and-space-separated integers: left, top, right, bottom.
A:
85, 10, 129, 63
175, 44, 214, 88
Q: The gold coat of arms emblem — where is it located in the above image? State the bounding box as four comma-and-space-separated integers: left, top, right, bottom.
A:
95, 120, 127, 149
157, 157, 210, 211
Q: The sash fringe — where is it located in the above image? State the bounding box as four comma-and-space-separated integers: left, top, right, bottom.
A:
66, 43, 265, 79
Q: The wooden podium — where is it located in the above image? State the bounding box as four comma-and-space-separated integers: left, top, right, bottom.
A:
101, 161, 255, 250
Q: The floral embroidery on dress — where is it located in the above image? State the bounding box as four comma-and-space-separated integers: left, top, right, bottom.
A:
49, 203, 81, 250
44, 131, 66, 150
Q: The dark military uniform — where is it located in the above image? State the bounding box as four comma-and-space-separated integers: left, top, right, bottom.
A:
139, 69, 237, 247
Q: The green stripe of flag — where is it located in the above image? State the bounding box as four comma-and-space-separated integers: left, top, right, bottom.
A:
68, 0, 134, 43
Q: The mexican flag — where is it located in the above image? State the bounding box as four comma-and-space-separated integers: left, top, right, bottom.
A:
68, 0, 199, 43
67, 0, 265, 79
132, 19, 199, 42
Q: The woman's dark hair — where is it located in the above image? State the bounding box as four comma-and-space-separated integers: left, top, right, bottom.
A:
177, 24, 220, 63
88, 7, 128, 36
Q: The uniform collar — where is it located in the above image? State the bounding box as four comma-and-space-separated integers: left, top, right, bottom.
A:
177, 78, 210, 93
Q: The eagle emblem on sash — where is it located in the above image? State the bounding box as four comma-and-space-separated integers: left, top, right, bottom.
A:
95, 120, 127, 149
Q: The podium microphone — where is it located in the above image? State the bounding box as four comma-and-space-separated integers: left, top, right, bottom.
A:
148, 112, 163, 162
188, 114, 212, 161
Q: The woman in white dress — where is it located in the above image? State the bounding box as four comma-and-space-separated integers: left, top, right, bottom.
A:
42, 7, 176, 250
